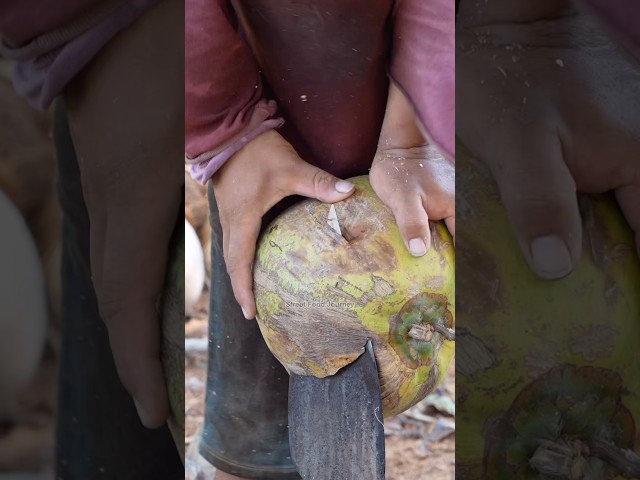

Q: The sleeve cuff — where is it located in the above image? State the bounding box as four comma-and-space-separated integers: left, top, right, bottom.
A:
186, 100, 284, 184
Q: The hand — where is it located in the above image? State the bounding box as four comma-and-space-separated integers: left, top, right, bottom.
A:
370, 145, 455, 254
212, 129, 356, 319
370, 82, 455, 255
457, 4, 640, 278
64, 0, 183, 428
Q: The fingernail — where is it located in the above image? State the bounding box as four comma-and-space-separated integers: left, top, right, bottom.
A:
241, 306, 252, 320
530, 235, 573, 279
134, 398, 153, 428
335, 180, 355, 193
409, 238, 427, 256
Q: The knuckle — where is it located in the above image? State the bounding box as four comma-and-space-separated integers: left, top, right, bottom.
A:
399, 219, 428, 236
95, 288, 127, 322
512, 193, 574, 217
311, 169, 334, 195
224, 257, 245, 275
225, 253, 251, 285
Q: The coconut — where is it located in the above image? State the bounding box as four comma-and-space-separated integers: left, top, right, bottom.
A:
160, 217, 186, 462
456, 142, 640, 479
253, 176, 455, 416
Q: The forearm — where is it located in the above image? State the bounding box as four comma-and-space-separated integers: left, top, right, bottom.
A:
390, 0, 454, 160
458, 0, 640, 64
574, 0, 640, 59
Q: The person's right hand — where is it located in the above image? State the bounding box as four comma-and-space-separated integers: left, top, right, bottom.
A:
211, 129, 356, 319
457, 4, 640, 279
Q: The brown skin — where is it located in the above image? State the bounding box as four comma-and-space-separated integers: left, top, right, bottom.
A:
212, 81, 455, 320
457, 0, 640, 279
211, 129, 357, 320
371, 82, 455, 252
64, 0, 183, 427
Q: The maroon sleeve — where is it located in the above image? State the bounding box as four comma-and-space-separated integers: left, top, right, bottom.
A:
185, 0, 264, 160
390, 0, 455, 160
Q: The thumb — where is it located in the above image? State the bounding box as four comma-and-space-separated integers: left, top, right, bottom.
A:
487, 132, 582, 279
286, 160, 356, 203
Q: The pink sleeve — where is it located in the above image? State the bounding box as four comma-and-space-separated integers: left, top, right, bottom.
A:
185, 0, 281, 179
574, 0, 640, 60
390, 0, 455, 161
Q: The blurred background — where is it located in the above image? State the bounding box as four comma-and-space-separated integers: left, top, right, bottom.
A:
0, 57, 60, 478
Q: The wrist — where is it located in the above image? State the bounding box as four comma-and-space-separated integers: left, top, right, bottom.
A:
188, 115, 284, 186
377, 82, 425, 151
211, 129, 292, 184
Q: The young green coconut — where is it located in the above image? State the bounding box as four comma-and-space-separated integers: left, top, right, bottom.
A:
456, 142, 640, 479
253, 175, 455, 416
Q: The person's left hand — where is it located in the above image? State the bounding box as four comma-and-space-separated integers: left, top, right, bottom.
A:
369, 82, 455, 256
456, 3, 640, 278
64, 0, 183, 428
370, 144, 455, 255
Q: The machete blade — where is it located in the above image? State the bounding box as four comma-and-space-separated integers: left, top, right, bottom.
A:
288, 340, 385, 480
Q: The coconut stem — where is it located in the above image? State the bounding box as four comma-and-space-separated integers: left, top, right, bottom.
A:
434, 324, 456, 341
408, 324, 433, 342
588, 440, 640, 478
529, 438, 640, 479
408, 323, 455, 342
529, 439, 589, 479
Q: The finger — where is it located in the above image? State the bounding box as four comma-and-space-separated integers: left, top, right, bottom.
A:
387, 193, 431, 256
103, 300, 170, 429
444, 215, 455, 244
91, 196, 180, 428
224, 214, 262, 320
487, 132, 582, 279
286, 161, 356, 203
616, 184, 640, 256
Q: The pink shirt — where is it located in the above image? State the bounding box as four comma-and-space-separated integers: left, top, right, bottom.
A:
185, 0, 455, 182
0, 0, 106, 47
0, 0, 159, 109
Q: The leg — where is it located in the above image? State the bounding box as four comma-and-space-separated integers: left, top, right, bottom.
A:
53, 99, 183, 479
198, 186, 300, 480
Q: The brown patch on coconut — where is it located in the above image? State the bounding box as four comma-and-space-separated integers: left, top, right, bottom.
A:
456, 328, 499, 379
457, 237, 503, 321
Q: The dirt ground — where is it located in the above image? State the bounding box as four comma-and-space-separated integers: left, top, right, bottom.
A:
185, 289, 455, 480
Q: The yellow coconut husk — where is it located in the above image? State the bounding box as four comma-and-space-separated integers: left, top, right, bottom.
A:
253, 176, 455, 416
456, 140, 640, 479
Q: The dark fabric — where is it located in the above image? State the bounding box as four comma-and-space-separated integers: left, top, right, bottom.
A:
53, 99, 183, 479
232, 0, 393, 179
201, 186, 302, 479
185, 0, 393, 179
